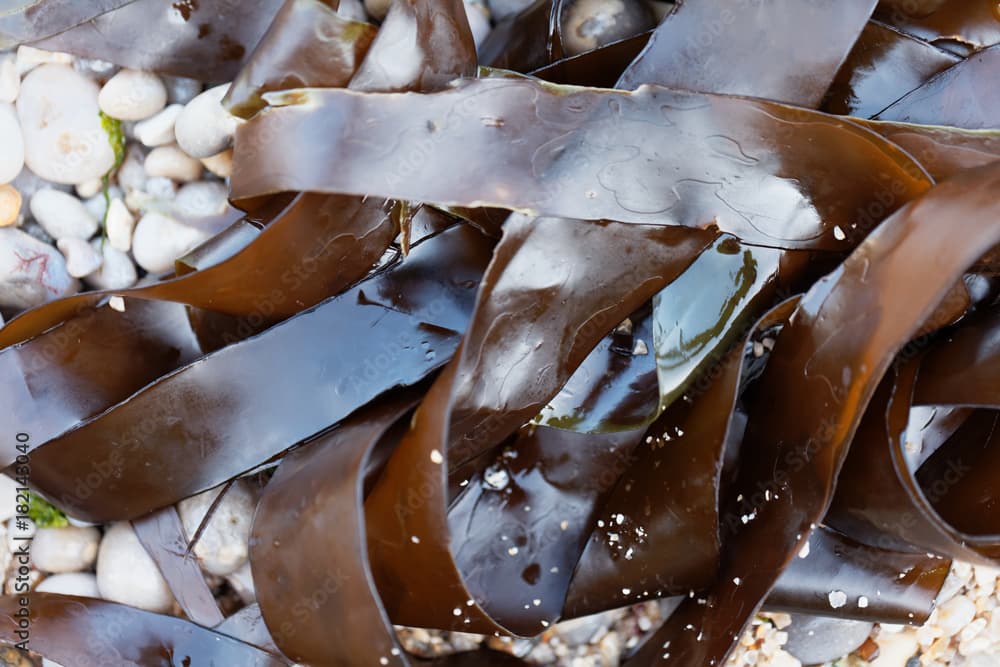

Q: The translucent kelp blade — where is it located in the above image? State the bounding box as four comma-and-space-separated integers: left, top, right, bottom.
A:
230, 78, 931, 250
858, 121, 1000, 181
0, 0, 136, 49
875, 0, 1000, 56
624, 161, 1000, 666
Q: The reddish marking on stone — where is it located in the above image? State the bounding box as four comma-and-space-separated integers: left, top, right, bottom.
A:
13, 250, 57, 294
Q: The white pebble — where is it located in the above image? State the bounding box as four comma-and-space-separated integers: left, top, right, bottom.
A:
226, 561, 256, 604
177, 481, 256, 576
97, 522, 174, 613
57, 237, 103, 278
132, 211, 211, 274
116, 145, 147, 194
871, 630, 919, 667
145, 176, 178, 201
31, 526, 100, 573
105, 197, 136, 251
0, 227, 78, 308
16, 64, 116, 184
144, 144, 202, 182
15, 46, 72, 76
936, 595, 977, 637
174, 181, 229, 219
0, 55, 19, 104
29, 188, 99, 240
200, 149, 233, 179
86, 241, 137, 291
98, 69, 167, 121
74, 178, 104, 199
174, 84, 241, 159
82, 185, 122, 222
35, 572, 100, 598
0, 103, 24, 184
133, 103, 183, 147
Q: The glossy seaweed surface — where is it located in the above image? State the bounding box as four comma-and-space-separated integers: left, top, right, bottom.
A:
2, 0, 1000, 665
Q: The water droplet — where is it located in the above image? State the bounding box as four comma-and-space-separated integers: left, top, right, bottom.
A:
483, 464, 510, 490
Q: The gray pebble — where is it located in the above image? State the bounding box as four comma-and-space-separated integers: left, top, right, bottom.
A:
783, 613, 873, 665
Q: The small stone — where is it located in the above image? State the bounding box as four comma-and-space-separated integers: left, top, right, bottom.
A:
29, 189, 99, 240
116, 144, 148, 194
177, 481, 256, 576
57, 237, 103, 278
174, 84, 242, 159
560, 0, 657, 56
82, 186, 123, 222
98, 69, 167, 121
73, 57, 118, 81
96, 522, 174, 613
200, 149, 233, 179
872, 628, 918, 667
782, 614, 873, 665
936, 595, 976, 636
465, 2, 492, 49
132, 211, 211, 274
0, 102, 24, 184
553, 610, 620, 644
0, 227, 78, 308
0, 184, 21, 227
35, 572, 100, 598
105, 197, 136, 251
162, 75, 202, 105
0, 55, 19, 104
174, 181, 229, 219
15, 46, 72, 76
31, 525, 100, 573
16, 64, 116, 184
133, 103, 183, 147
365, 0, 391, 20
74, 178, 103, 199
144, 144, 203, 182
145, 176, 178, 201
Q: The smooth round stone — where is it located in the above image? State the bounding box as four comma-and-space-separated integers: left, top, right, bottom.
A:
35, 572, 100, 598
98, 69, 167, 121
134, 103, 183, 147
132, 211, 211, 274
15, 46, 72, 76
173, 181, 229, 219
144, 144, 202, 182
96, 522, 174, 613
174, 84, 241, 159
364, 0, 391, 20
16, 64, 116, 184
488, 0, 533, 21
57, 237, 103, 278
560, 0, 657, 56
116, 145, 148, 194
0, 184, 20, 227
0, 55, 18, 104
74, 177, 103, 199
783, 614, 874, 665
105, 197, 135, 251
177, 481, 256, 576
29, 188, 99, 240
85, 241, 137, 291
466, 2, 492, 49
201, 149, 233, 179
871, 629, 918, 667
31, 526, 100, 573
0, 227, 78, 308
0, 103, 24, 184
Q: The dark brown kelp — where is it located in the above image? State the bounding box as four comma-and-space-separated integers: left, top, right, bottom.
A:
3, 0, 1000, 665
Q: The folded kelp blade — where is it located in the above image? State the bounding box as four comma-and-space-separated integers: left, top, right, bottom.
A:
22, 0, 286, 80
0, 0, 136, 48
874, 44, 1000, 129
0, 594, 286, 666
354, 218, 715, 642
230, 77, 932, 251
224, 0, 378, 118
821, 19, 960, 118
24, 223, 494, 523
615, 0, 878, 105
624, 161, 1000, 665
857, 121, 1000, 182
875, 0, 1000, 55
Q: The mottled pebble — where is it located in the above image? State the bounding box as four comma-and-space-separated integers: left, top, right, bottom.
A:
177, 481, 256, 576
31, 525, 101, 573
0, 227, 78, 308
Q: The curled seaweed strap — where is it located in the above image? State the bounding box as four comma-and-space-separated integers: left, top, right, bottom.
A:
624, 162, 1000, 665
